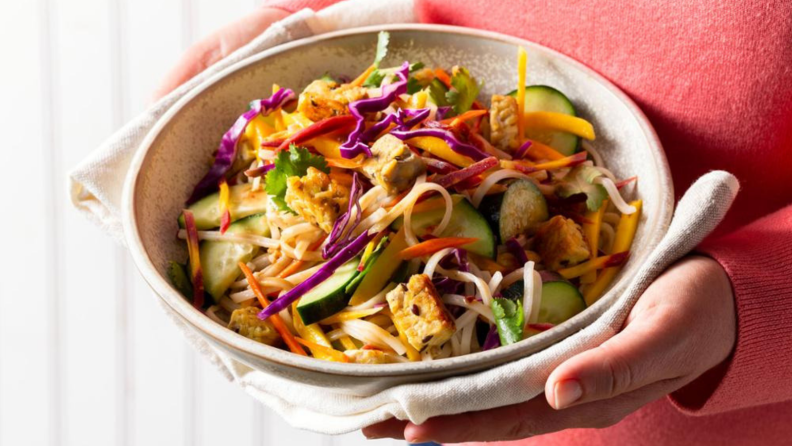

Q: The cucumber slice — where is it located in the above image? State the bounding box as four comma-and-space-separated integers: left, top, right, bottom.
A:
296, 258, 360, 325
200, 213, 270, 301
538, 281, 586, 325
179, 183, 270, 230
498, 278, 586, 325
167, 261, 193, 299
478, 193, 504, 244
498, 180, 549, 241
391, 195, 496, 258
508, 85, 579, 155
345, 236, 389, 295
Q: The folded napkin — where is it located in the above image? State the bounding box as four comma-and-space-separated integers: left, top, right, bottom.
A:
68, 0, 740, 435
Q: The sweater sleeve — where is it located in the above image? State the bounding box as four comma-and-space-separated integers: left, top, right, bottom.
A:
261, 0, 346, 14
670, 204, 792, 415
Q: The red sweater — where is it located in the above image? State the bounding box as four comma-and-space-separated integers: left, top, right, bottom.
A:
268, 1, 792, 444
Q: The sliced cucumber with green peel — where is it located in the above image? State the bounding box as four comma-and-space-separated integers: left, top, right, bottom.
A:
508, 85, 579, 155
179, 183, 270, 230
498, 278, 586, 325
498, 180, 549, 241
200, 213, 270, 301
296, 258, 360, 325
538, 280, 586, 324
391, 195, 496, 258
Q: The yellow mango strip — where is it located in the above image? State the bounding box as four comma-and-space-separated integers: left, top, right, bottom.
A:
282, 111, 313, 129
366, 314, 393, 328
329, 169, 354, 187
307, 136, 342, 159
335, 326, 359, 351
583, 200, 643, 306
516, 47, 527, 142
407, 136, 475, 167
581, 200, 608, 284
218, 178, 232, 234
523, 111, 596, 140
410, 194, 464, 215
349, 228, 408, 305
557, 251, 630, 280
319, 307, 383, 325
326, 155, 366, 169
407, 91, 428, 109
294, 338, 349, 363
292, 301, 343, 361
389, 313, 421, 361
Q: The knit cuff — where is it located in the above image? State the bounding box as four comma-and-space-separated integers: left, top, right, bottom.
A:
671, 205, 792, 415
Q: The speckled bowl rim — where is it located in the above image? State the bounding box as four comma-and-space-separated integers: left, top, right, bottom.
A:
123, 24, 673, 378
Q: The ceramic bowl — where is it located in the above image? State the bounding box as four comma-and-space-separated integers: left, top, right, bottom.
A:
123, 24, 673, 394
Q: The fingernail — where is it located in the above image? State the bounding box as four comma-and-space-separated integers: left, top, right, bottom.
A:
553, 379, 582, 409
406, 436, 427, 444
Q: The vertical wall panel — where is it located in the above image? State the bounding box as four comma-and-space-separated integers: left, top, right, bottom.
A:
0, 2, 53, 446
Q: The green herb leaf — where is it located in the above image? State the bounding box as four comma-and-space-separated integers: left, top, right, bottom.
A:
427, 79, 450, 108
556, 165, 608, 211
445, 67, 481, 115
167, 261, 194, 299
264, 145, 329, 212
406, 77, 422, 94
491, 298, 525, 345
374, 31, 390, 68
362, 70, 386, 88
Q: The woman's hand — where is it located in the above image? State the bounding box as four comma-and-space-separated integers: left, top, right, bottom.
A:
363, 256, 737, 443
152, 7, 289, 101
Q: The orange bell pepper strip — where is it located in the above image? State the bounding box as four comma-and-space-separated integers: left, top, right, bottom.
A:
278, 234, 328, 279
519, 139, 566, 161
506, 151, 588, 173
276, 115, 357, 152
398, 237, 479, 260
516, 47, 528, 143
406, 136, 475, 167
581, 200, 608, 284
583, 200, 642, 305
237, 262, 307, 356
434, 68, 452, 88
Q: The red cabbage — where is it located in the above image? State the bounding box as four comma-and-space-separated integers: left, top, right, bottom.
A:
322, 172, 364, 259
258, 229, 377, 321
482, 324, 501, 350
432, 277, 462, 295
435, 106, 452, 121
187, 88, 295, 204
514, 140, 533, 159
339, 62, 411, 159
433, 156, 498, 188
505, 237, 529, 265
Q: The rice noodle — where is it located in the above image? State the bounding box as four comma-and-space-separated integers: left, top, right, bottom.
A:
205, 306, 227, 325
436, 266, 494, 305
326, 329, 346, 342
460, 322, 475, 355
471, 169, 531, 207
500, 267, 525, 289
282, 262, 322, 284
280, 222, 319, 241
595, 166, 618, 183
595, 177, 637, 214
368, 176, 453, 236
423, 248, 454, 278
487, 271, 503, 295
347, 282, 397, 312
340, 320, 407, 355
421, 349, 434, 361
177, 230, 279, 248
403, 184, 453, 246
581, 141, 604, 167
599, 221, 616, 254
522, 261, 536, 323
279, 240, 323, 261
443, 294, 495, 323
450, 333, 461, 357
218, 296, 241, 313
246, 253, 271, 271
603, 212, 621, 226
454, 310, 478, 333
528, 269, 543, 324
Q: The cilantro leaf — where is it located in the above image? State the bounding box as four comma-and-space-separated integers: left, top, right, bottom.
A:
427, 79, 450, 108
264, 145, 329, 212
491, 298, 525, 346
445, 67, 481, 115
374, 31, 389, 68
556, 164, 608, 211
406, 77, 423, 94
362, 69, 386, 88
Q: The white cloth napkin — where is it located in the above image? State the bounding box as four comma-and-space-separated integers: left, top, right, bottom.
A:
68, 0, 740, 435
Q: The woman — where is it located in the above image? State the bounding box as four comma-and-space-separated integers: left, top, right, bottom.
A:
156, 1, 792, 444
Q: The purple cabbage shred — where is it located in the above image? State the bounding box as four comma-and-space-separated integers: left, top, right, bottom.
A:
322, 172, 364, 259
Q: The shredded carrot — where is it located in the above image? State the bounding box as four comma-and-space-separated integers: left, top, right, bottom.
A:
350, 64, 376, 87
398, 237, 478, 260
383, 189, 411, 208
440, 109, 487, 125
294, 338, 350, 362
237, 262, 307, 356
434, 68, 452, 88
278, 234, 327, 279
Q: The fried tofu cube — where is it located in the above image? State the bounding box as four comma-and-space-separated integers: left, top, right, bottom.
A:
533, 216, 591, 270
284, 167, 349, 233
344, 349, 392, 364
297, 79, 368, 122
386, 274, 456, 351
489, 94, 520, 152
362, 134, 427, 194
227, 307, 281, 346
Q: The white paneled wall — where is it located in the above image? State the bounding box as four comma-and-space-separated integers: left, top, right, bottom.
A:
0, 1, 402, 445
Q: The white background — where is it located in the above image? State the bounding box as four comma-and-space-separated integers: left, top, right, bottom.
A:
0, 1, 403, 445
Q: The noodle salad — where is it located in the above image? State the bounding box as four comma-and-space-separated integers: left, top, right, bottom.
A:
168, 32, 641, 364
